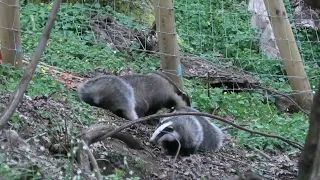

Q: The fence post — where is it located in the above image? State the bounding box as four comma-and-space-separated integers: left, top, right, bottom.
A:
0, 0, 23, 68
153, 0, 184, 90
263, 0, 313, 110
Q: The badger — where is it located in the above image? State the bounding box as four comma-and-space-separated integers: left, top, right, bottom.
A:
77, 75, 139, 120
149, 106, 224, 156
77, 72, 191, 123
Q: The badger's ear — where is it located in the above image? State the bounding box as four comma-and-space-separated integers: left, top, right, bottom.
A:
182, 92, 191, 106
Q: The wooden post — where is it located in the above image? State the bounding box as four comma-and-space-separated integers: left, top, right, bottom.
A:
153, 0, 184, 90
0, 0, 23, 68
263, 0, 313, 110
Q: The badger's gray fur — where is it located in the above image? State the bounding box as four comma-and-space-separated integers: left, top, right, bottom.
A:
149, 106, 223, 156
77, 75, 139, 120
77, 72, 190, 122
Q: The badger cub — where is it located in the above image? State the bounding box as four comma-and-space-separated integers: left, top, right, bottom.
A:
149, 106, 224, 156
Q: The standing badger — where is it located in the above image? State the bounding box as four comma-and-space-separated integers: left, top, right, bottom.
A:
149, 106, 224, 156
77, 72, 190, 122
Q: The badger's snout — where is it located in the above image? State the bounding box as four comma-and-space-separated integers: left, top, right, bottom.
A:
149, 134, 159, 144
149, 138, 156, 145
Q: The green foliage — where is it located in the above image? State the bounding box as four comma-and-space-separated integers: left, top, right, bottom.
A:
0, 154, 42, 180
171, 0, 313, 151
185, 79, 308, 151
129, 52, 160, 72
0, 156, 20, 180
174, 0, 258, 56
20, 3, 146, 73
0, 64, 67, 96
104, 169, 140, 180
218, 92, 308, 150
174, 0, 318, 88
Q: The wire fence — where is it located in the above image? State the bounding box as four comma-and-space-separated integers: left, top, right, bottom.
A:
0, 0, 319, 112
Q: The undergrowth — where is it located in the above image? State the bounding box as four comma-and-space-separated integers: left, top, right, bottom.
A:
0, 0, 315, 170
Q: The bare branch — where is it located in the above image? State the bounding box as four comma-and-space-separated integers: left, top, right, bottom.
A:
0, 0, 62, 130
253, 84, 310, 116
81, 140, 102, 180
79, 124, 143, 150
96, 112, 304, 150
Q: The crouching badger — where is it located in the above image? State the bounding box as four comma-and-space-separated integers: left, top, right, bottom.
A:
77, 72, 190, 122
149, 106, 223, 156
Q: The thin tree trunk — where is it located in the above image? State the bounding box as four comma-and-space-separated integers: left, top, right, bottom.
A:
298, 79, 320, 179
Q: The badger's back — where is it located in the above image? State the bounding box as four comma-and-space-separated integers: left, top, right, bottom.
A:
120, 72, 187, 116
78, 75, 135, 111
197, 116, 224, 151
172, 106, 224, 152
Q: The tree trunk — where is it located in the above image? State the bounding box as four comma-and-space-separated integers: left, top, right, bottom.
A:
298, 79, 320, 179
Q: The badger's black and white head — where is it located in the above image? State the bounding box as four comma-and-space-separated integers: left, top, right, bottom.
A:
149, 120, 180, 145
150, 106, 224, 156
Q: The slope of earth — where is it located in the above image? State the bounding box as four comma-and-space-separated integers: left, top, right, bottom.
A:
0, 92, 299, 179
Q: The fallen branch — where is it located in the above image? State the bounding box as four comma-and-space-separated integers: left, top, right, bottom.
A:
79, 124, 143, 150
81, 140, 102, 180
95, 112, 304, 150
0, 0, 62, 130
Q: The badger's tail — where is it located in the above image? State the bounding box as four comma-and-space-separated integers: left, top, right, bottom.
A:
210, 122, 224, 151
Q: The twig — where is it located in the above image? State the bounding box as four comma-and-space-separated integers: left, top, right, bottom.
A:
81, 140, 102, 180
95, 112, 304, 150
265, 90, 272, 113
170, 133, 181, 180
26, 132, 47, 143
64, 109, 68, 145
253, 84, 310, 116
221, 123, 248, 131
252, 147, 271, 160
0, 0, 62, 130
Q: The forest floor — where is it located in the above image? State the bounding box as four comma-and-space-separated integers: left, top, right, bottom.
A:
0, 72, 299, 180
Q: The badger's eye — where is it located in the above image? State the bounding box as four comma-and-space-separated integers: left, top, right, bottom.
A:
163, 126, 174, 132
169, 107, 175, 113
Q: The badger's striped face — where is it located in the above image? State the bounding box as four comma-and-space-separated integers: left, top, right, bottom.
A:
149, 121, 177, 144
